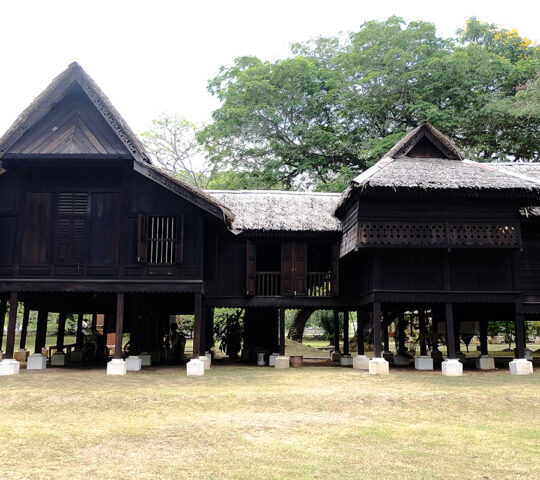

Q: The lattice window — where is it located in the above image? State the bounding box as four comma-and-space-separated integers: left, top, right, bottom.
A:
358, 223, 446, 246
448, 224, 519, 247
147, 216, 177, 264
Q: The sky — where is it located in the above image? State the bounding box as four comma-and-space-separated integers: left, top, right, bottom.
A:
0, 0, 538, 137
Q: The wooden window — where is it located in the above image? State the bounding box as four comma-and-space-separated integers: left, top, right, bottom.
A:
281, 242, 307, 296
137, 215, 183, 264
56, 192, 88, 266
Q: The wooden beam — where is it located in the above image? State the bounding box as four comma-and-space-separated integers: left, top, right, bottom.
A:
114, 294, 125, 359
515, 313, 525, 359
373, 302, 382, 358
4, 292, 18, 359
445, 303, 456, 359
279, 308, 286, 356
192, 293, 202, 359
343, 311, 350, 356
20, 305, 30, 350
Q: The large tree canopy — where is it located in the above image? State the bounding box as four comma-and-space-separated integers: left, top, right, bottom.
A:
199, 17, 540, 190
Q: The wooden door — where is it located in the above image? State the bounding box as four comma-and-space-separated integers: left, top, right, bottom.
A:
281, 242, 307, 296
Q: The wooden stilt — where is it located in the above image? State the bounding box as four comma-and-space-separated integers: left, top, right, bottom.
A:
333, 310, 340, 352
445, 303, 456, 359
0, 298, 7, 351
515, 313, 525, 359
356, 311, 366, 356
373, 302, 382, 358
114, 293, 125, 359
419, 309, 427, 356
20, 305, 30, 350
383, 313, 390, 352
35, 311, 48, 354
56, 313, 67, 352
4, 292, 18, 359
397, 312, 406, 355
479, 315, 489, 356
343, 311, 350, 356
192, 293, 202, 359
200, 306, 207, 355
279, 308, 286, 356
76, 313, 84, 350
91, 313, 97, 329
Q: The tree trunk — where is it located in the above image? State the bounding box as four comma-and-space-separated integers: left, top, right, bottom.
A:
287, 309, 315, 343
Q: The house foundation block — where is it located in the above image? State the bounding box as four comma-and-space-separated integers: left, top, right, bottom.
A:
186, 358, 204, 376
269, 353, 279, 367
200, 355, 210, 370
330, 351, 341, 362
369, 357, 389, 375
509, 358, 533, 375
0, 359, 20, 376
524, 349, 533, 362
393, 354, 411, 366
205, 352, 212, 368
27, 353, 47, 370
414, 356, 434, 370
257, 352, 266, 366
13, 349, 29, 362
274, 356, 290, 369
51, 352, 66, 366
340, 354, 353, 366
442, 358, 463, 376
353, 355, 370, 370
126, 356, 142, 371
475, 355, 495, 370
140, 352, 151, 367
107, 358, 127, 375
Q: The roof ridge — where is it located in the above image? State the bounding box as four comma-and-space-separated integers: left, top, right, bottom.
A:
206, 189, 342, 196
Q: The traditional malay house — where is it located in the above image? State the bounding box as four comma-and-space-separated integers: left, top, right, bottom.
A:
0, 64, 536, 376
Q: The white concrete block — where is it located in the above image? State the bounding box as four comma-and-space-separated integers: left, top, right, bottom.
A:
269, 353, 279, 367
186, 358, 205, 376
51, 352, 66, 366
393, 354, 411, 366
340, 354, 353, 366
369, 357, 389, 375
442, 358, 463, 376
140, 353, 152, 367
257, 352, 266, 366
107, 358, 127, 375
200, 355, 210, 370
0, 359, 20, 375
475, 355, 495, 371
126, 356, 142, 371
509, 358, 533, 375
27, 353, 47, 370
70, 350, 83, 363
414, 356, 434, 371
353, 355, 370, 370
13, 349, 28, 362
205, 352, 212, 368
524, 349, 533, 362
274, 356, 290, 369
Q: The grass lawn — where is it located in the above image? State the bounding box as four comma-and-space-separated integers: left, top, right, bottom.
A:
1, 364, 538, 480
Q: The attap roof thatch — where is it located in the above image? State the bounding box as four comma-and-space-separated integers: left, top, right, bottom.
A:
335, 124, 540, 216
207, 190, 341, 233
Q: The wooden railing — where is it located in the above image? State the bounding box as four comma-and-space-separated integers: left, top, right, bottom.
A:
254, 271, 332, 296
255, 271, 281, 296
307, 272, 332, 297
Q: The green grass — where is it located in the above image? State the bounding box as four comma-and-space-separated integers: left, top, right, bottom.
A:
0, 364, 538, 479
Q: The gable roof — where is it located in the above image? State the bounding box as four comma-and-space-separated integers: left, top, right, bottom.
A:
207, 190, 341, 233
0, 62, 150, 162
0, 62, 235, 226
335, 124, 540, 216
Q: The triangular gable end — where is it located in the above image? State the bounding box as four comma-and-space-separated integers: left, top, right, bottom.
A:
0, 63, 150, 163
385, 123, 463, 160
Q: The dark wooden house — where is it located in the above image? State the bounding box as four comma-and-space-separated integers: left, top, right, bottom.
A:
0, 65, 537, 376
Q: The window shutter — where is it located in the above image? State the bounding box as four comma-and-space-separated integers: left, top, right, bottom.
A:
331, 241, 340, 296
175, 215, 184, 264
293, 242, 307, 296
137, 214, 148, 263
246, 240, 256, 296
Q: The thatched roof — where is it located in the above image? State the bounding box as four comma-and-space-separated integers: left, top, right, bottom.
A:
335, 124, 540, 216
207, 190, 341, 233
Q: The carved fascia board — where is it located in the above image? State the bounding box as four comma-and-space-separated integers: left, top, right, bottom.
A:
133, 161, 225, 221
73, 73, 146, 163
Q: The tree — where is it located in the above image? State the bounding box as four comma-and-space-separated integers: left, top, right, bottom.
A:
200, 17, 540, 191
141, 114, 208, 189
287, 309, 315, 343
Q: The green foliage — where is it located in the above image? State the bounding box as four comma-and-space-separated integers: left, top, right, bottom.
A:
214, 309, 244, 359
200, 17, 539, 189
314, 310, 341, 342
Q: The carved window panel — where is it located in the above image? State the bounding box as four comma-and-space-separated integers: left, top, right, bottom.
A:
358, 222, 446, 246
449, 223, 519, 247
